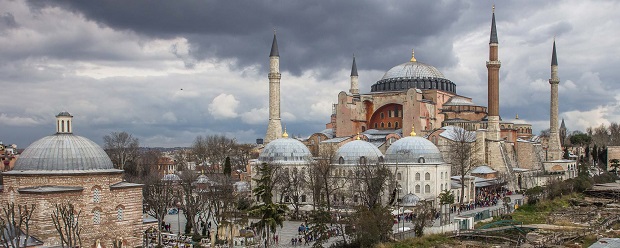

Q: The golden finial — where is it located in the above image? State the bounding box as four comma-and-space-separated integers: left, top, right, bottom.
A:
410, 48, 417, 62
356, 133, 361, 140
410, 125, 417, 136
515, 114, 519, 119
282, 125, 289, 138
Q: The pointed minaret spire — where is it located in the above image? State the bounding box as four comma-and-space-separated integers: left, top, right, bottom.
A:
349, 55, 359, 95
560, 118, 566, 129
551, 39, 558, 66
548, 39, 562, 160
270, 31, 279, 57
490, 5, 498, 44
486, 5, 502, 140
350, 55, 358, 76
265, 31, 283, 144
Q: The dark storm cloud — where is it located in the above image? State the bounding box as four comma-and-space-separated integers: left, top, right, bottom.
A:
29, 0, 467, 76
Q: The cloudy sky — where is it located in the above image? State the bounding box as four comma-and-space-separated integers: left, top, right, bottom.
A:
1, 0, 619, 148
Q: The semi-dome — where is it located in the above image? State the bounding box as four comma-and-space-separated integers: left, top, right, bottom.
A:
401, 193, 422, 207
385, 135, 443, 164
259, 137, 312, 165
12, 134, 117, 174
334, 139, 384, 165
370, 51, 456, 94
162, 173, 181, 181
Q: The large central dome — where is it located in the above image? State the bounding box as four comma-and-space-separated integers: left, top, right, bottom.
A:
370, 51, 456, 94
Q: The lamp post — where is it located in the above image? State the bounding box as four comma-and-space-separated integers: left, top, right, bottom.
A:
397, 185, 402, 235
176, 202, 182, 238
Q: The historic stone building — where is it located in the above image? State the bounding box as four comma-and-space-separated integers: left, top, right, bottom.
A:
1, 112, 147, 247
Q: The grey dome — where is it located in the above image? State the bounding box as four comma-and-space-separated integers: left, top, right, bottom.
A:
162, 173, 181, 181
444, 96, 475, 106
259, 138, 312, 165
386, 136, 443, 163
382, 61, 445, 80
12, 134, 118, 174
370, 60, 456, 94
56, 111, 72, 117
195, 174, 210, 184
334, 140, 384, 165
401, 193, 422, 207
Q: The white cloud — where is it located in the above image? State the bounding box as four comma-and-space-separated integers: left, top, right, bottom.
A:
208, 93, 239, 119
241, 108, 268, 124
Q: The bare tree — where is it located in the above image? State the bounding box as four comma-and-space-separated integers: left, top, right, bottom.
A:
275, 166, 308, 219
354, 161, 394, 210
0, 203, 36, 248
446, 127, 478, 205
103, 131, 139, 170
411, 200, 437, 237
50, 203, 82, 248
229, 143, 258, 171
178, 169, 205, 236
144, 178, 176, 245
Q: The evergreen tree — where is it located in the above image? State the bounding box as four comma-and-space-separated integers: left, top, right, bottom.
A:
249, 163, 286, 246
223, 157, 232, 176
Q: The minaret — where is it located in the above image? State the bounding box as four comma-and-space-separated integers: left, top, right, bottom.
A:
56, 111, 73, 134
560, 118, 567, 146
265, 32, 283, 144
548, 40, 562, 160
349, 55, 359, 95
486, 6, 501, 140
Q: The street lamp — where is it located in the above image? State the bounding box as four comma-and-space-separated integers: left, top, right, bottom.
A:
176, 202, 182, 237
397, 185, 403, 234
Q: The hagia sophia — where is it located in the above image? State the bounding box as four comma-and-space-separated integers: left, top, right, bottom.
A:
258, 9, 577, 207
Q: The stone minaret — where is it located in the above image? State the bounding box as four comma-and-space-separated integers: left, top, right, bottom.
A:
547, 40, 562, 160
486, 6, 501, 140
56, 111, 73, 134
265, 33, 283, 144
350, 55, 359, 95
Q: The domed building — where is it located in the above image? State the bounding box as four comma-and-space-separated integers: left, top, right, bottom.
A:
385, 128, 451, 207
1, 112, 148, 247
256, 131, 313, 205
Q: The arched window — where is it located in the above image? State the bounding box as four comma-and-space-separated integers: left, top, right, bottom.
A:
359, 156, 367, 164
61, 120, 65, 132
415, 173, 420, 181
116, 206, 124, 221
415, 185, 420, 193
67, 121, 70, 132
387, 122, 392, 128
397, 173, 402, 181
338, 157, 344, 165
362, 126, 366, 132
440, 184, 444, 191
380, 112, 384, 119
93, 209, 101, 225
93, 188, 101, 203
425, 184, 431, 193
425, 172, 431, 180
301, 195, 307, 203
374, 123, 378, 128
418, 157, 426, 163
380, 123, 385, 128
395, 122, 399, 128
378, 156, 384, 163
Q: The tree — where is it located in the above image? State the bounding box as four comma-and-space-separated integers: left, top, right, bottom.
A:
563, 147, 570, 159
410, 200, 437, 237
438, 190, 455, 225
0, 203, 35, 248
50, 203, 82, 248
205, 174, 238, 244
103, 131, 139, 170
275, 165, 308, 219
179, 170, 202, 236
349, 206, 393, 248
569, 131, 591, 147
249, 163, 287, 246
143, 179, 176, 245
446, 127, 478, 204
223, 157, 232, 176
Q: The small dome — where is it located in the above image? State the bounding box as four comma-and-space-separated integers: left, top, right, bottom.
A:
56, 111, 73, 117
195, 174, 210, 184
401, 193, 422, 207
162, 173, 181, 181
259, 138, 312, 165
334, 140, 384, 165
381, 61, 445, 80
386, 136, 443, 163
13, 134, 117, 173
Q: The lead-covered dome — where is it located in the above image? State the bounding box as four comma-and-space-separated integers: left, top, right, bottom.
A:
385, 136, 443, 164
401, 193, 422, 207
370, 51, 456, 94
12, 134, 117, 173
259, 137, 312, 165
334, 139, 384, 165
